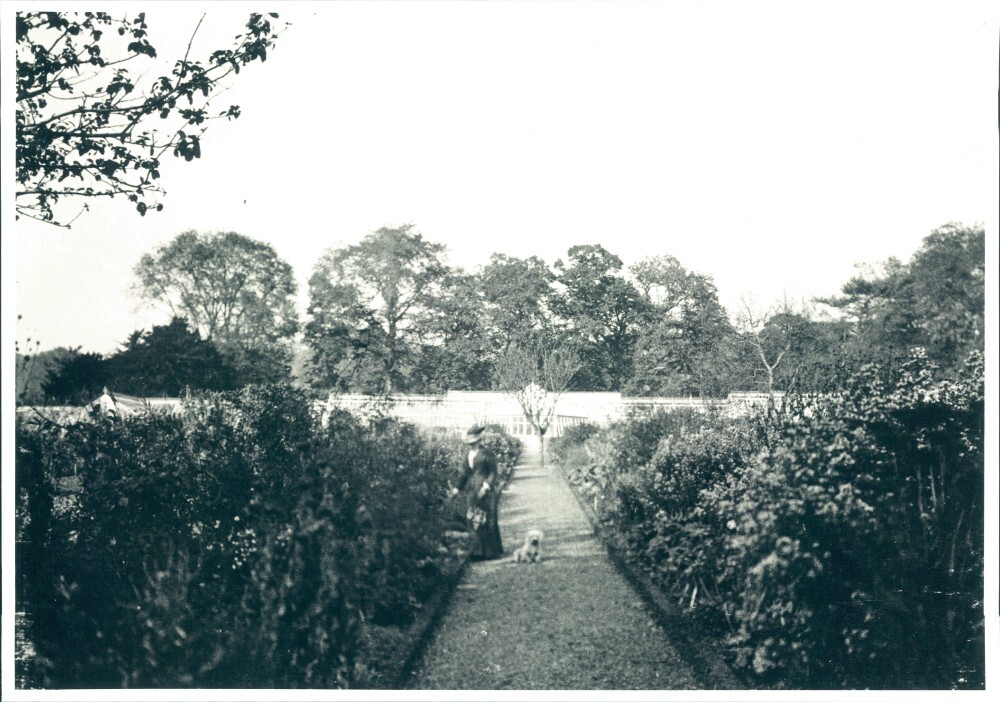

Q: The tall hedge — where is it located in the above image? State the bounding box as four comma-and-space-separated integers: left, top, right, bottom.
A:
560, 350, 984, 689
15, 384, 520, 688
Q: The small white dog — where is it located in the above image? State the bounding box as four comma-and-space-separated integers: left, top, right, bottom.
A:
513, 529, 544, 563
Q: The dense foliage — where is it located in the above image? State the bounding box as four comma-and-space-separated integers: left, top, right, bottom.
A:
16, 344, 77, 406
19, 222, 982, 401
823, 223, 984, 376
16, 384, 521, 688
476, 423, 525, 487
40, 317, 239, 403
134, 231, 300, 385
628, 255, 735, 396
552, 244, 648, 391
39, 350, 111, 405
297, 222, 982, 396
306, 225, 452, 394
556, 350, 984, 689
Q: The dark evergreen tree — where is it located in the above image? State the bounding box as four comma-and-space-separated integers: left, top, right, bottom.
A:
42, 351, 109, 404
106, 317, 237, 396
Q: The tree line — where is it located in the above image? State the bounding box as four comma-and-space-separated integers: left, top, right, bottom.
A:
17, 222, 984, 405
14, 12, 985, 403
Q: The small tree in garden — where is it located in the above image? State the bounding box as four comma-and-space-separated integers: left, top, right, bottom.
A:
493, 341, 579, 465
735, 295, 814, 395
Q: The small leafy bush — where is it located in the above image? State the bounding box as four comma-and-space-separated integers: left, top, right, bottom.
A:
478, 423, 523, 485
607, 419, 766, 596
548, 422, 600, 465
563, 408, 713, 514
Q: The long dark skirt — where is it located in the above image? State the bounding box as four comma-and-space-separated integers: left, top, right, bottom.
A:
468, 493, 503, 560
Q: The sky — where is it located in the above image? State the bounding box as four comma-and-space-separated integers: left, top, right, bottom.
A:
5, 0, 998, 355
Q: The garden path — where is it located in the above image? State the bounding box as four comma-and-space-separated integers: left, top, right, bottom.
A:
406, 437, 705, 690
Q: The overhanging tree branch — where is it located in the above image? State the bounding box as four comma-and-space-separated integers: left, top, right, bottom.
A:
16, 10, 286, 227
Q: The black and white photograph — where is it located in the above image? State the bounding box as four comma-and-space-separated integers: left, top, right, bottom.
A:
3, 0, 997, 699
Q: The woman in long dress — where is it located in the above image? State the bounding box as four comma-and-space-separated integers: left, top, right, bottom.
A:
452, 425, 503, 560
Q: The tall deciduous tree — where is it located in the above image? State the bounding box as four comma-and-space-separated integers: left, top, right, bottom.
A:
16, 11, 283, 227
628, 255, 735, 397
553, 244, 648, 391
770, 315, 856, 393
306, 225, 452, 394
133, 230, 299, 384
734, 296, 811, 395
410, 272, 493, 392
731, 296, 854, 394
477, 253, 555, 353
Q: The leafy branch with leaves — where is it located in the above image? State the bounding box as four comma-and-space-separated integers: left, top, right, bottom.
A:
16, 11, 285, 227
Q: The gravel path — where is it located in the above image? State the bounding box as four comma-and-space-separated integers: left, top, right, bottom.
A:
407, 438, 703, 690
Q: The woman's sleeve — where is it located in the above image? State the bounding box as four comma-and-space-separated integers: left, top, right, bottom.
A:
484, 453, 499, 489
455, 462, 472, 491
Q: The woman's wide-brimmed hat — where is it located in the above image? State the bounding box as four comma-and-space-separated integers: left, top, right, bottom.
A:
462, 425, 486, 444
